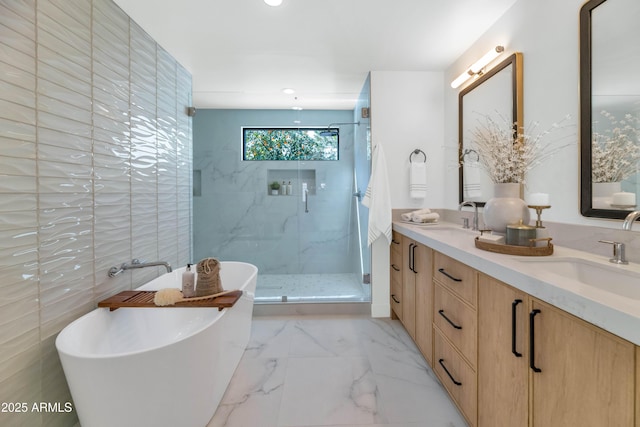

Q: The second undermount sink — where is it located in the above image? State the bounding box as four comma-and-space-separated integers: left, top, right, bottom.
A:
516, 257, 640, 300
424, 226, 480, 237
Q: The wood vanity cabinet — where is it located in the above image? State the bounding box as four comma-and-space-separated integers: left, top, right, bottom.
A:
391, 230, 637, 427
477, 274, 529, 427
390, 231, 403, 320
529, 298, 634, 427
401, 236, 432, 346
478, 274, 635, 427
390, 231, 433, 363
432, 252, 477, 426
413, 244, 433, 364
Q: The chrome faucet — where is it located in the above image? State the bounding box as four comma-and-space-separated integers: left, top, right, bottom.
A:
622, 210, 640, 231
108, 259, 173, 278
458, 201, 479, 231
598, 240, 628, 265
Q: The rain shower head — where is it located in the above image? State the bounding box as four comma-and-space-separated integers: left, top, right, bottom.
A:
319, 122, 360, 137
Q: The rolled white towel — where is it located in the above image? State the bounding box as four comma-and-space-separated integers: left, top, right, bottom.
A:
411, 212, 440, 223
401, 208, 432, 222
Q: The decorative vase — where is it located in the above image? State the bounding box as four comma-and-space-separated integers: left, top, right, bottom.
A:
483, 183, 530, 234
592, 181, 621, 209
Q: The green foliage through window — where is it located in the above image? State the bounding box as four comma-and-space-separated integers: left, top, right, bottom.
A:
243, 128, 339, 160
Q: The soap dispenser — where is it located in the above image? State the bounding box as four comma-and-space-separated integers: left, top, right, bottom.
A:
287, 181, 292, 195
182, 264, 195, 297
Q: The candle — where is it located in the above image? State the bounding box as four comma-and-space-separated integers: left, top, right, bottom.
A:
612, 192, 636, 207
528, 193, 549, 206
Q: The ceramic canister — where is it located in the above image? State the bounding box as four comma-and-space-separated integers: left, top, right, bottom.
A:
506, 221, 537, 246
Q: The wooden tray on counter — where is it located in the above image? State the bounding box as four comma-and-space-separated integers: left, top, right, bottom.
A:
474, 237, 554, 256
98, 290, 243, 311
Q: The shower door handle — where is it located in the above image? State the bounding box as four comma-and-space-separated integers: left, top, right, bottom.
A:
353, 189, 363, 202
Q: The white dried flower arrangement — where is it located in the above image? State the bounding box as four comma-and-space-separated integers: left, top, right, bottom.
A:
591, 110, 640, 183
465, 113, 573, 184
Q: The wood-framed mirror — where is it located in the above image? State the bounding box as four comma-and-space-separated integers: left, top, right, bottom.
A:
458, 52, 523, 206
580, 0, 640, 219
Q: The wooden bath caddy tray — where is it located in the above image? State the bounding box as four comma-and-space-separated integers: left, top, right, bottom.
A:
474, 237, 554, 256
98, 290, 243, 311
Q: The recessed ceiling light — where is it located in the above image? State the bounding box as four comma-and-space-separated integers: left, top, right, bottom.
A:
264, 0, 283, 6
282, 88, 295, 94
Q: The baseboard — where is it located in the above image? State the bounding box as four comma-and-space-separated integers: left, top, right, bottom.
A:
370, 302, 390, 318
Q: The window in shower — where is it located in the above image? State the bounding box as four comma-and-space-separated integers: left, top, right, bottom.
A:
242, 127, 339, 161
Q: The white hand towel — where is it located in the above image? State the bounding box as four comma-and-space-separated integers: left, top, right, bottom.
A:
410, 162, 427, 199
411, 212, 440, 223
463, 162, 482, 199
401, 208, 432, 222
362, 145, 392, 246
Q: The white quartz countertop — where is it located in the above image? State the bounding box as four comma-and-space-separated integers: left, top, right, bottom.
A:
393, 220, 640, 346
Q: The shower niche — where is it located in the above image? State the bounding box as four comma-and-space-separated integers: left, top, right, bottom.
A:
267, 169, 316, 196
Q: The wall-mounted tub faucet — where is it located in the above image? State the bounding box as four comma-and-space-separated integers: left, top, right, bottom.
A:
108, 259, 173, 278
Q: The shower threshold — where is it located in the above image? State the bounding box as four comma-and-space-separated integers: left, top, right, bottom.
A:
255, 295, 369, 304
254, 273, 370, 304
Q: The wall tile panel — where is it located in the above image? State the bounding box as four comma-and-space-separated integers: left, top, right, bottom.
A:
0, 3, 35, 39
0, 1, 192, 424
0, 79, 35, 108
0, 40, 35, 75
0, 23, 35, 59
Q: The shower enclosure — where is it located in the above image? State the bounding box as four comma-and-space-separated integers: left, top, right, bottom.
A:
192, 107, 370, 304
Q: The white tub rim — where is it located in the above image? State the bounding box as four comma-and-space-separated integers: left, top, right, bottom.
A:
55, 261, 257, 360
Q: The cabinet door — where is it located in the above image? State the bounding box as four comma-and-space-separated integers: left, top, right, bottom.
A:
414, 243, 433, 364
390, 233, 403, 320
477, 275, 528, 427
531, 299, 635, 427
401, 237, 416, 338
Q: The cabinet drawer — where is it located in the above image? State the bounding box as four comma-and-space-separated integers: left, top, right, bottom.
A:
434, 252, 477, 307
434, 283, 476, 367
391, 278, 403, 318
434, 328, 477, 426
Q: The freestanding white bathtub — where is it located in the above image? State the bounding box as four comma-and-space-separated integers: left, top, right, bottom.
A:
55, 261, 257, 427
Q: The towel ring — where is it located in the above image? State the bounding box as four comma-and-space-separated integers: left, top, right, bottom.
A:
461, 149, 479, 162
410, 149, 427, 163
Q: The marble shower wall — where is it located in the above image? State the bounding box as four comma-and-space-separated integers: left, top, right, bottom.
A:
193, 109, 359, 275
0, 1, 192, 426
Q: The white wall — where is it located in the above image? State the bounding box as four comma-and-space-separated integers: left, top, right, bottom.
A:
445, 0, 619, 228
369, 71, 444, 317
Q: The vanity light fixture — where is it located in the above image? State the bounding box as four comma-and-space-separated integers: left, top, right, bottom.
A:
264, 0, 283, 6
451, 45, 505, 89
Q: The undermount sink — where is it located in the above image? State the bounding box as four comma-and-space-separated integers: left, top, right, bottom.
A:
425, 226, 480, 236
516, 257, 640, 300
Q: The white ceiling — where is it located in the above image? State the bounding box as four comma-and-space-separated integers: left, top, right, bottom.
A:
113, 0, 518, 110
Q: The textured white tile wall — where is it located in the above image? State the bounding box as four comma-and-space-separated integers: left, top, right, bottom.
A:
0, 1, 193, 425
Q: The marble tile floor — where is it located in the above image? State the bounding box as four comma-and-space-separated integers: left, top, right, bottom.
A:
207, 315, 468, 427
255, 274, 370, 303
